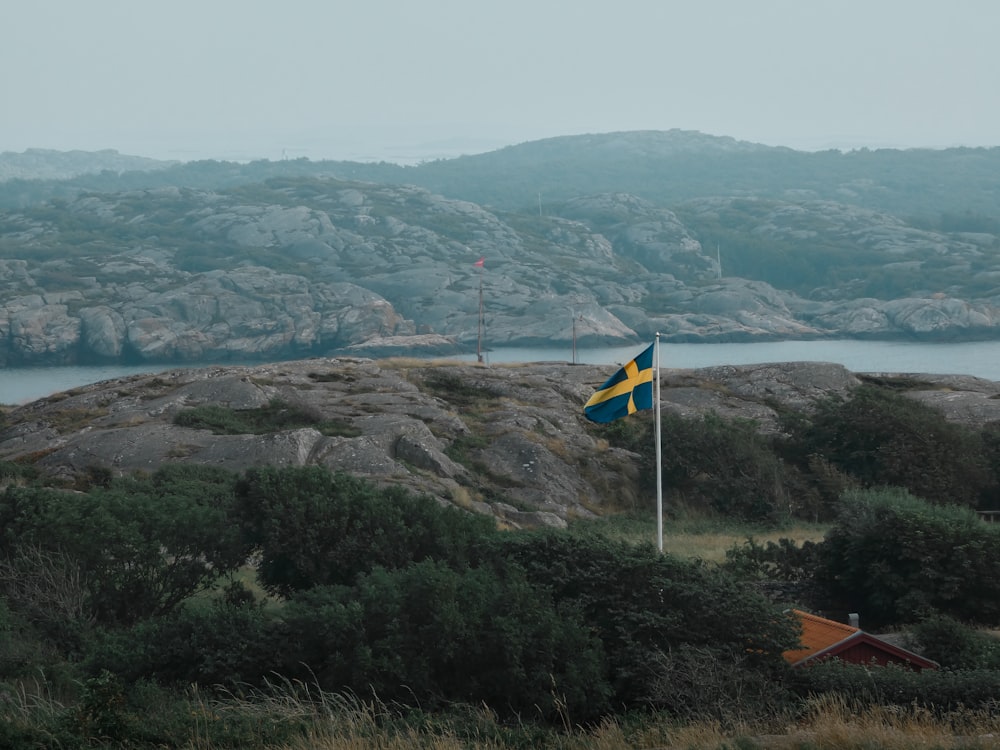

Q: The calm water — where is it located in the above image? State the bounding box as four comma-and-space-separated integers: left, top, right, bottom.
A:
3, 339, 1000, 405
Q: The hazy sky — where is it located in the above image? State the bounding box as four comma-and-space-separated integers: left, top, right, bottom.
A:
4, 0, 998, 162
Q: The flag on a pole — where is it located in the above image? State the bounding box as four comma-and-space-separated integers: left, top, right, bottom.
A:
583, 343, 655, 423
474, 257, 485, 267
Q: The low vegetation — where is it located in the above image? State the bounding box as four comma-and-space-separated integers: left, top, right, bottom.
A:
174, 398, 361, 437
4, 379, 1000, 747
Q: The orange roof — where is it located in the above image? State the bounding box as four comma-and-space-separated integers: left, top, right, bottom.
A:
783, 609, 860, 666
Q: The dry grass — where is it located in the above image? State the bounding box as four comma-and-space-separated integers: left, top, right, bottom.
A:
257, 691, 1000, 750
664, 523, 829, 563
760, 693, 1000, 750
45, 406, 109, 433
379, 357, 467, 369
6, 673, 1000, 749
445, 483, 477, 512
574, 513, 829, 563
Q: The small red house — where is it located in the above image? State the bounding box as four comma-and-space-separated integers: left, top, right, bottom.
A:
783, 609, 937, 671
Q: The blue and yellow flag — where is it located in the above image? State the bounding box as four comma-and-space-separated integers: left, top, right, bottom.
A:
584, 342, 655, 423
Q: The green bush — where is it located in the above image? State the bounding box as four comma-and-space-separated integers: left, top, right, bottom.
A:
0, 461, 38, 484
174, 398, 360, 436
274, 560, 611, 722
86, 600, 274, 688
722, 536, 824, 582
235, 466, 497, 595
0, 466, 246, 627
480, 531, 799, 709
786, 384, 995, 508
788, 658, 1000, 712
907, 614, 1000, 670
818, 487, 1000, 627
602, 411, 815, 523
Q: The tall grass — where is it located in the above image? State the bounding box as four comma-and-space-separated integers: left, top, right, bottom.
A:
4, 673, 999, 749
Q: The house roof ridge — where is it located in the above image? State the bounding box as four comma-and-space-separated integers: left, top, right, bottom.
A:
783, 608, 938, 671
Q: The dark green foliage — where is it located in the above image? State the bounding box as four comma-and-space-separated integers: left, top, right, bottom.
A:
67, 669, 133, 745
598, 383, 1000, 524
93, 561, 610, 722
602, 410, 815, 522
0, 460, 38, 483
1, 670, 307, 749
722, 536, 824, 582
785, 384, 995, 508
420, 370, 503, 408
818, 488, 1000, 627
788, 659, 1000, 713
235, 466, 496, 595
87, 600, 274, 688
274, 561, 610, 721
906, 614, 1000, 670
17, 434, 1000, 738
642, 645, 797, 725
174, 398, 360, 436
0, 465, 246, 628
661, 412, 811, 522
479, 532, 798, 708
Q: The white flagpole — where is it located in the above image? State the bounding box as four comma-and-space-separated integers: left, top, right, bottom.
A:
654, 332, 663, 553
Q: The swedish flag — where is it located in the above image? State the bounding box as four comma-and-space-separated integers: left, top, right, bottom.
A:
584, 342, 655, 423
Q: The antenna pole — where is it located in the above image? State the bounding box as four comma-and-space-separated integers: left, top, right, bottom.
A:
572, 314, 577, 364
477, 273, 484, 363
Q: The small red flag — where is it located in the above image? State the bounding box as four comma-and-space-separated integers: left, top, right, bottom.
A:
474, 257, 485, 267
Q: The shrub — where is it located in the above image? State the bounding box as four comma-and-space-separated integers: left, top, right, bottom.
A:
0, 466, 247, 627
235, 466, 497, 595
273, 560, 611, 722
174, 398, 360, 436
786, 384, 995, 508
87, 600, 274, 688
907, 614, 1000, 670
788, 659, 1000, 713
643, 645, 796, 725
479, 531, 799, 709
817, 487, 1000, 627
722, 536, 824, 582
602, 411, 815, 523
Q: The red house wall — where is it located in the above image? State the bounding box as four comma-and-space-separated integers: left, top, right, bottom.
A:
837, 640, 931, 671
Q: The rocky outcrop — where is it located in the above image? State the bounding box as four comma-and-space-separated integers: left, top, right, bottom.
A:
3, 161, 1000, 366
3, 358, 997, 530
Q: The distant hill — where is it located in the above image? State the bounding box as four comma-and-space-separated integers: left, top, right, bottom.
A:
3, 131, 1000, 225
341, 130, 1000, 222
0, 147, 175, 183
2, 131, 1000, 367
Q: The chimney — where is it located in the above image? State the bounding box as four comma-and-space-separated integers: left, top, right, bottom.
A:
848, 613, 860, 628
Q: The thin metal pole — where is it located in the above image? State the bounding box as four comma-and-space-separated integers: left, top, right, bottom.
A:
655, 333, 663, 553
477, 274, 484, 363
572, 315, 577, 364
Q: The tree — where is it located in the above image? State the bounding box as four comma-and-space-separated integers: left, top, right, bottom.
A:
234, 466, 496, 595
0, 465, 246, 627
787, 384, 995, 508
481, 531, 798, 708
273, 560, 611, 721
818, 487, 1000, 627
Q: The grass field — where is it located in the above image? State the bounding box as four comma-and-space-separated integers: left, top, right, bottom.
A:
569, 512, 829, 563
7, 677, 995, 750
